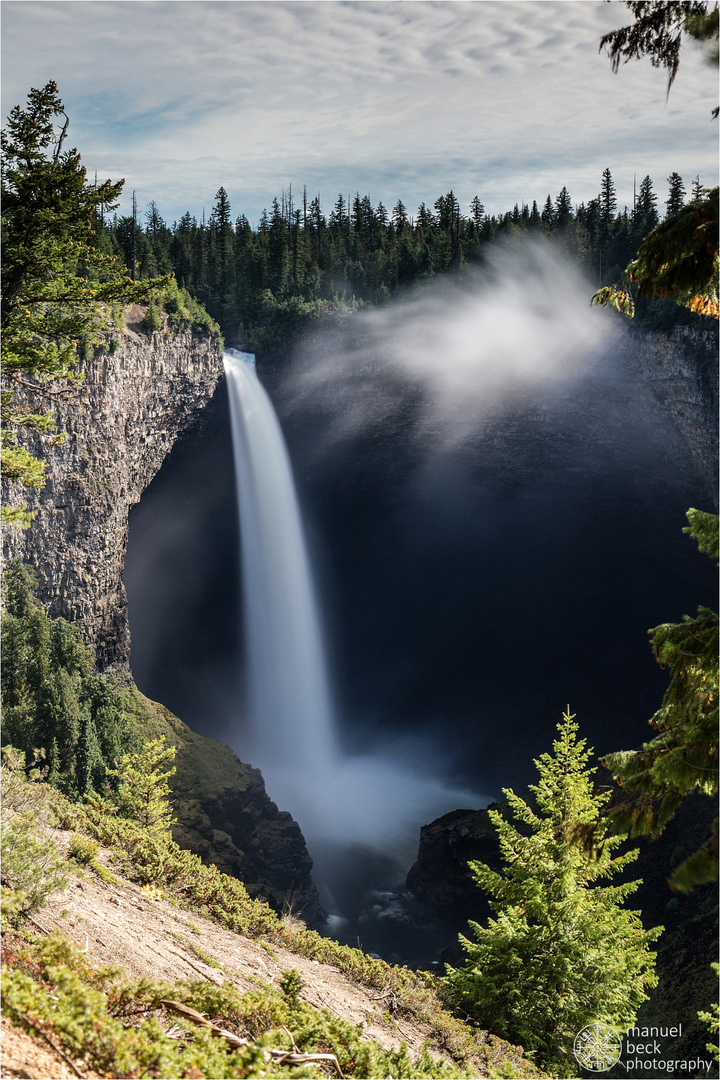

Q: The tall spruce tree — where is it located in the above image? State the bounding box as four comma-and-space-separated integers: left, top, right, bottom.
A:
554, 185, 574, 230
443, 709, 661, 1078
540, 194, 556, 227
600, 167, 618, 223
665, 171, 686, 216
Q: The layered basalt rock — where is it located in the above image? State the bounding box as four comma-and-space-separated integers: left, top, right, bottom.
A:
3, 309, 222, 671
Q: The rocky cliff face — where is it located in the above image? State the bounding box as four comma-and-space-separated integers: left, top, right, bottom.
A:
2, 309, 324, 928
631, 327, 718, 506
133, 692, 324, 926
3, 308, 222, 671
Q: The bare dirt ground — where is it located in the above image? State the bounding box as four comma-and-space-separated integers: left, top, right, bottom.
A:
1, 1014, 104, 1080
1, 829, 449, 1079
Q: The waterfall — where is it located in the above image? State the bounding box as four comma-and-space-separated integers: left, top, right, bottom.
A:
223, 349, 337, 775
224, 347, 481, 917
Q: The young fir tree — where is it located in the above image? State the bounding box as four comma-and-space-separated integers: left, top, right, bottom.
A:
105, 738, 177, 833
443, 709, 661, 1078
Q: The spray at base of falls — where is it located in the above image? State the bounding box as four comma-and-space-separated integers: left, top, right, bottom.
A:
223, 349, 479, 912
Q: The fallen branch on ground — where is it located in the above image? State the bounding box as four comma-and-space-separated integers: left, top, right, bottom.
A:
160, 999, 345, 1077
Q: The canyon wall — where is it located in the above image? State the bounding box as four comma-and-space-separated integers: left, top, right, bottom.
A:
632, 327, 718, 505
3, 308, 222, 672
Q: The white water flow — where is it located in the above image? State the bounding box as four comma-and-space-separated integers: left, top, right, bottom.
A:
224, 348, 480, 906
224, 350, 337, 773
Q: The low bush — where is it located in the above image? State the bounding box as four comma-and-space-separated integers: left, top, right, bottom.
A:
158, 279, 223, 347
76, 791, 279, 937
0, 748, 67, 920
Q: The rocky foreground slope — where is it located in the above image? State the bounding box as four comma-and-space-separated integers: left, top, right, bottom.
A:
0, 822, 543, 1080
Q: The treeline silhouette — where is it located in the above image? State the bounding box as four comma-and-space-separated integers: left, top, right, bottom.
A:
96, 168, 704, 352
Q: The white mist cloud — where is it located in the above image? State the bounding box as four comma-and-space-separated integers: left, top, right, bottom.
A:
285, 239, 620, 450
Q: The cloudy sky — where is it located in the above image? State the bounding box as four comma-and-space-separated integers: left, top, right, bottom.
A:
2, 1, 717, 227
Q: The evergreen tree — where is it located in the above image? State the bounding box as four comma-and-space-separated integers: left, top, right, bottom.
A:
602, 510, 718, 889
267, 196, 290, 295
169, 211, 197, 287
600, 167, 618, 224
434, 190, 460, 233
105, 737, 177, 833
415, 202, 434, 231
631, 176, 657, 247
144, 200, 167, 240
329, 193, 347, 234
554, 186, 574, 230
469, 195, 485, 234
540, 194, 556, 227
392, 199, 409, 232
443, 709, 661, 1078
351, 191, 364, 237
209, 186, 235, 312
114, 216, 155, 278
665, 171, 686, 216
1, 560, 137, 798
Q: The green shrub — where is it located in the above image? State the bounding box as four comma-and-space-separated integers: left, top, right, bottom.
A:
68, 832, 99, 865
76, 789, 279, 936
0, 747, 68, 920
2, 933, 470, 1078
158, 279, 223, 347
278, 967, 304, 1007
142, 300, 162, 332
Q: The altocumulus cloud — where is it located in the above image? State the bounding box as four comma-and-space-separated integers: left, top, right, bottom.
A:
1, 1, 716, 224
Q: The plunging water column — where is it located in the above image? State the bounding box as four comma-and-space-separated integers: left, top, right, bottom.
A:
223, 349, 337, 777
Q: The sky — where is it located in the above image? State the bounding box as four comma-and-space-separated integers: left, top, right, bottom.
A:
2, 0, 717, 228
